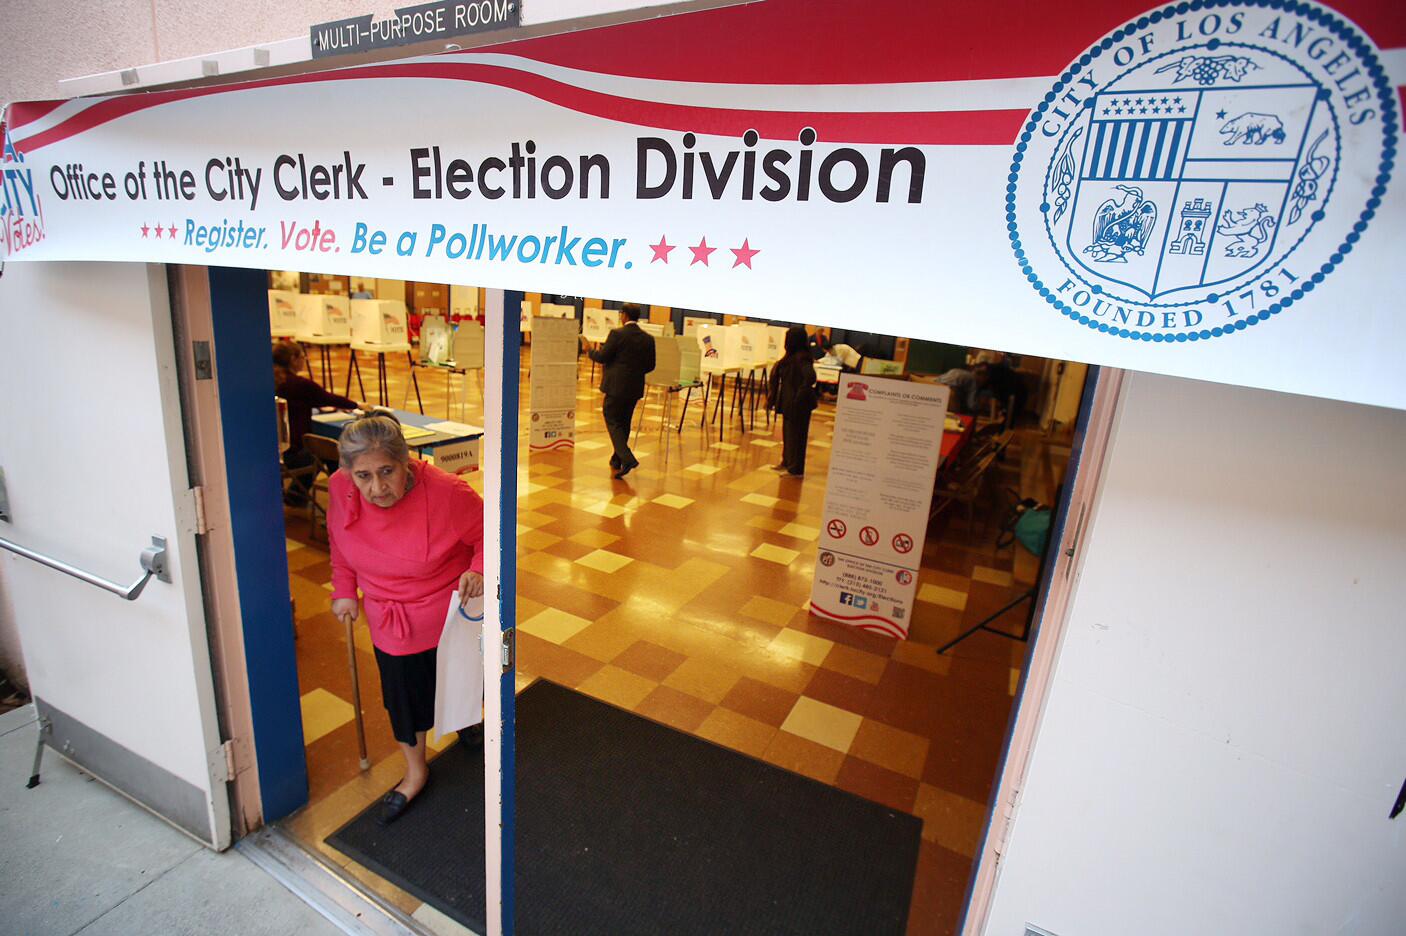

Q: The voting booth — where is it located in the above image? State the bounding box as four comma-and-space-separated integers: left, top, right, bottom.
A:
294, 293, 351, 340
267, 289, 300, 338
582, 307, 621, 343
765, 326, 789, 364
640, 321, 675, 338
682, 315, 716, 337
420, 315, 453, 364
350, 298, 409, 347
453, 322, 485, 371
647, 335, 682, 387
538, 303, 575, 319
696, 323, 748, 371
735, 322, 769, 368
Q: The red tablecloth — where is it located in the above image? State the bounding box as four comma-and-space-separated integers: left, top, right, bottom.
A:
939, 414, 975, 465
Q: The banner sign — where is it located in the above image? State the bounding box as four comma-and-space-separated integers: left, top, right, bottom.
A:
810, 375, 950, 639
528, 315, 578, 451
310, 0, 521, 59
2, 0, 1403, 410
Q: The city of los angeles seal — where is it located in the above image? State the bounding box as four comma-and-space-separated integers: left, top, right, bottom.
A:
1008, 0, 1396, 342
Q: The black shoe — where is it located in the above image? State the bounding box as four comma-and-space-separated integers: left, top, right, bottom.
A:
609, 457, 621, 470
376, 779, 427, 826
613, 460, 639, 480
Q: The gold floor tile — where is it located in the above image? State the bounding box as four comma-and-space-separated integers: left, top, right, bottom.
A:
569, 528, 621, 548
741, 492, 780, 508
286, 537, 306, 552
711, 442, 740, 451
517, 510, 557, 529
520, 607, 593, 644
651, 493, 693, 509
582, 501, 628, 519
739, 595, 799, 628
747, 516, 788, 532
1009, 667, 1021, 696
780, 696, 863, 753
890, 639, 954, 676
662, 656, 743, 704
575, 549, 634, 573
564, 621, 642, 663
683, 463, 722, 476
749, 439, 781, 449
696, 707, 777, 758
972, 566, 1015, 587
918, 583, 969, 611
750, 543, 800, 565
300, 688, 354, 745
575, 439, 607, 450
764, 730, 847, 784
768, 628, 835, 666
850, 718, 931, 779
518, 528, 563, 551
428, 729, 459, 752
778, 522, 820, 541
577, 665, 657, 710
822, 644, 890, 684
913, 783, 989, 857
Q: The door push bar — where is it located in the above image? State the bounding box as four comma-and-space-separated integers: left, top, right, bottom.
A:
0, 535, 170, 600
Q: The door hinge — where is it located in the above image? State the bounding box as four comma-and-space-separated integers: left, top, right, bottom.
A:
191, 486, 208, 535
501, 627, 515, 673
211, 739, 237, 783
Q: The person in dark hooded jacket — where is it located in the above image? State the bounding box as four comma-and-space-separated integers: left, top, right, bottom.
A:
768, 325, 819, 478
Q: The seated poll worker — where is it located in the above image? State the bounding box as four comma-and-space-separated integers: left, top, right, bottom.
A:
273, 341, 359, 506
328, 413, 485, 826
588, 303, 656, 479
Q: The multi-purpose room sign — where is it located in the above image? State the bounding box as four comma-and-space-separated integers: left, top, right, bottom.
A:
2, 0, 1403, 410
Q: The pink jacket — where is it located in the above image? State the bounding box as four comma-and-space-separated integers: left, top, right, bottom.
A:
329, 460, 485, 655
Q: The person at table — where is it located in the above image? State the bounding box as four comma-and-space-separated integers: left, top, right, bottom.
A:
768, 325, 819, 478
588, 303, 656, 480
937, 363, 995, 417
274, 341, 360, 506
328, 413, 485, 826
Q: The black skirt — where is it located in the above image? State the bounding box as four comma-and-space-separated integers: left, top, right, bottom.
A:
374, 645, 437, 744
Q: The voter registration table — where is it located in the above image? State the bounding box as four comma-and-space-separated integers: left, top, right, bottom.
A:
307, 408, 483, 476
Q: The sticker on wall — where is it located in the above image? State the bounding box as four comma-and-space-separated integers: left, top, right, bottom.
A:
1009, 0, 1396, 343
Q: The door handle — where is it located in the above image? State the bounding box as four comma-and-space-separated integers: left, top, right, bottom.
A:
0, 535, 170, 601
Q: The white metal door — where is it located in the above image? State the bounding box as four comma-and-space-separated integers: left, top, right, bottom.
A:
0, 261, 230, 848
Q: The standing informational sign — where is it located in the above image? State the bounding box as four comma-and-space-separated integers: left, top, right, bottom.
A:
529, 315, 578, 451
810, 375, 950, 639
1, 0, 1404, 411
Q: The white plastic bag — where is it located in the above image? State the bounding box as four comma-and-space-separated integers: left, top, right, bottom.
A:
433, 590, 484, 739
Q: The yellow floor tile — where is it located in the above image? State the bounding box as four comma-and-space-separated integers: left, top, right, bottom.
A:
428, 729, 459, 752
739, 595, 799, 628
652, 493, 694, 509
520, 607, 593, 644
711, 442, 740, 451
696, 707, 776, 758
569, 528, 621, 548
750, 543, 800, 565
749, 439, 780, 448
518, 528, 562, 551
972, 566, 1015, 587
300, 688, 354, 745
768, 628, 835, 666
517, 510, 556, 529
577, 665, 657, 710
918, 582, 969, 611
564, 621, 640, 663
575, 549, 634, 573
763, 731, 847, 785
778, 522, 820, 541
683, 463, 721, 476
913, 783, 990, 857
582, 501, 627, 519
662, 656, 742, 704
575, 439, 607, 450
780, 697, 863, 753
741, 493, 779, 508
747, 516, 788, 532
850, 718, 931, 779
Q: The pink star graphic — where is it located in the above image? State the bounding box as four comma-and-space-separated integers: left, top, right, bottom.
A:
689, 237, 716, 266
649, 236, 675, 264
154, 225, 163, 239
140, 223, 150, 238
730, 238, 761, 269
167, 224, 178, 239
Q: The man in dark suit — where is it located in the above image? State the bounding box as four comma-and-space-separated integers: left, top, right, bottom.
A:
589, 303, 656, 479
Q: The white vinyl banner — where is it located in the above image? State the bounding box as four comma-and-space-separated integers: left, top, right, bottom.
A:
810, 375, 950, 640
528, 315, 578, 451
1, 0, 1404, 410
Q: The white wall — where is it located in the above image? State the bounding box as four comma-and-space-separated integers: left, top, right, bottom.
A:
984, 372, 1406, 936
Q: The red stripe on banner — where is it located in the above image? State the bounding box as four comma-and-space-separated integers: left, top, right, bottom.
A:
6, 100, 66, 131
15, 61, 1026, 154
529, 440, 575, 451
809, 602, 907, 638
489, 0, 1406, 86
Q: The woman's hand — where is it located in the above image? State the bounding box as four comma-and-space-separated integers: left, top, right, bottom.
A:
331, 597, 359, 627
458, 570, 485, 604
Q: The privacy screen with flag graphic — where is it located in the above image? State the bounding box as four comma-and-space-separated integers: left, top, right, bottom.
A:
2, 0, 1404, 410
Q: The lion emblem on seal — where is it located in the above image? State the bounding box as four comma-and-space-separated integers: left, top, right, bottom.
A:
1216, 204, 1277, 258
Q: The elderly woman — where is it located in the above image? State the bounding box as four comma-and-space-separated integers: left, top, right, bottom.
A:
328, 413, 484, 825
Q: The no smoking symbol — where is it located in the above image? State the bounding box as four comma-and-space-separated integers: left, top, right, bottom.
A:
892, 533, 914, 554
859, 526, 879, 547
827, 519, 847, 539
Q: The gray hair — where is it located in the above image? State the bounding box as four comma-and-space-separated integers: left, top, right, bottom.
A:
338, 414, 411, 469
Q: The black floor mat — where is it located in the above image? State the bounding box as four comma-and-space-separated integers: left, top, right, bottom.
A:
328, 680, 921, 935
